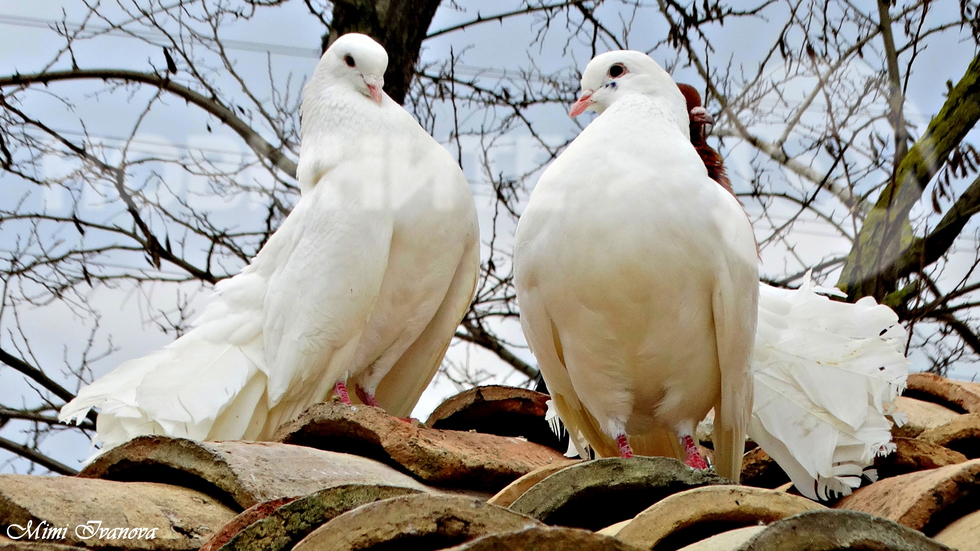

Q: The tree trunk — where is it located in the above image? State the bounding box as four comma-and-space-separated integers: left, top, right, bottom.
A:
326, 0, 443, 105
837, 53, 980, 306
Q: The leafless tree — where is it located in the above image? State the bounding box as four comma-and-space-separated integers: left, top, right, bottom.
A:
1, 0, 978, 473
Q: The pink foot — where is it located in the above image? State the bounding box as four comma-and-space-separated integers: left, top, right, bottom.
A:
616, 434, 634, 458
354, 384, 382, 408
681, 434, 708, 469
333, 381, 352, 405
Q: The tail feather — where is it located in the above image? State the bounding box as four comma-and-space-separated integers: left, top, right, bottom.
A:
59, 318, 267, 452
750, 276, 909, 500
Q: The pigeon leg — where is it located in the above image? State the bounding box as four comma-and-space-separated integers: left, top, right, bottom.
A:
616, 434, 634, 458
680, 434, 708, 469
332, 381, 352, 405
354, 384, 382, 408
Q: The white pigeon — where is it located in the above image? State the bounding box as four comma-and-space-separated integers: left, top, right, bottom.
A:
676, 84, 909, 499
60, 33, 480, 451
514, 50, 759, 481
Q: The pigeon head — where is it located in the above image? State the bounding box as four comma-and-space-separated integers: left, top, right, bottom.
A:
570, 50, 685, 119
322, 33, 388, 104
677, 83, 714, 132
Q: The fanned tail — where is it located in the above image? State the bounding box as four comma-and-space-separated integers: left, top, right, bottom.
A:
750, 274, 909, 500
59, 274, 271, 455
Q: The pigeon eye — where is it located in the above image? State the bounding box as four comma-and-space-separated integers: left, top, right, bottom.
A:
608, 64, 626, 78
344, 54, 356, 68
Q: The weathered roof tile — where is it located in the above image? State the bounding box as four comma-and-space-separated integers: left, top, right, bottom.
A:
874, 437, 967, 479
738, 509, 952, 551
442, 525, 644, 550
891, 396, 961, 439
835, 458, 980, 533
905, 373, 980, 414
507, 457, 730, 531
275, 401, 571, 492
426, 386, 563, 451
917, 412, 980, 459
213, 484, 421, 551
932, 508, 980, 551
0, 475, 235, 550
79, 437, 430, 509
611, 485, 824, 550
487, 461, 581, 508
291, 494, 540, 551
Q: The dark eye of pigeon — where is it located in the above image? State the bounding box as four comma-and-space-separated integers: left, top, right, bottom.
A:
344, 54, 356, 68
608, 63, 626, 78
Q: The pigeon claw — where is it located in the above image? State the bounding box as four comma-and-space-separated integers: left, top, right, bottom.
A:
616, 434, 634, 458
681, 434, 708, 469
333, 381, 352, 405
354, 384, 382, 408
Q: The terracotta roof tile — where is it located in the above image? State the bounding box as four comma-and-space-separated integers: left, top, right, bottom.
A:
917, 412, 980, 459
610, 485, 825, 550
891, 396, 961, 439
674, 525, 766, 551
0, 475, 235, 550
290, 494, 540, 551
507, 457, 730, 531
835, 458, 980, 533
932, 508, 980, 550
874, 437, 967, 479
199, 497, 296, 551
487, 460, 582, 508
211, 484, 421, 551
738, 509, 953, 550
905, 373, 980, 413
79, 437, 430, 509
275, 401, 571, 492
0, 535, 88, 550
442, 525, 644, 550
6, 378, 980, 551
426, 386, 563, 451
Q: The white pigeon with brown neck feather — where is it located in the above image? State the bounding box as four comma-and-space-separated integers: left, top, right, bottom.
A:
515, 50, 758, 481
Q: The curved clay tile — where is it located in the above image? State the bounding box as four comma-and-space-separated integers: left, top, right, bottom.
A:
835, 459, 980, 533
874, 437, 967, 479
674, 525, 766, 551
200, 497, 295, 551
738, 509, 952, 551
610, 485, 824, 549
933, 508, 980, 550
210, 485, 421, 551
441, 525, 644, 550
904, 373, 980, 414
487, 461, 581, 508
275, 401, 570, 492
507, 457, 730, 531
891, 396, 961, 439
426, 386, 564, 451
79, 436, 430, 509
917, 413, 980, 459
291, 494, 540, 551
0, 474, 235, 551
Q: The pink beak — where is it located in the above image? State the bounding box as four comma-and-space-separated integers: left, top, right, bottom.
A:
367, 84, 383, 105
569, 91, 595, 117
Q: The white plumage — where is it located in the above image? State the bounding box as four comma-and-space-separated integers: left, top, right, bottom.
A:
515, 50, 759, 482
751, 277, 908, 500
540, 75, 909, 498
60, 33, 480, 451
